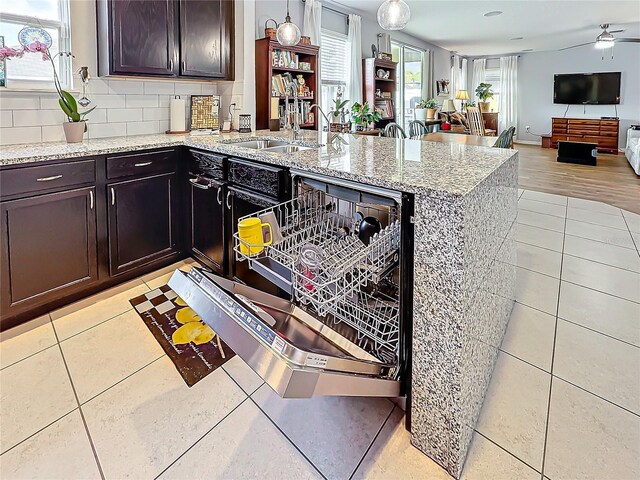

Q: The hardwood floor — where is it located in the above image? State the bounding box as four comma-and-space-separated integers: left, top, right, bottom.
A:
516, 144, 640, 214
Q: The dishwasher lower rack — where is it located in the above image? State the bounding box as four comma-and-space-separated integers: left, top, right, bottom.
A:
232, 189, 401, 316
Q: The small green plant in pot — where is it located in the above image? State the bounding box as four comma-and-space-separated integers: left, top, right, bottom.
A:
1, 34, 96, 143
350, 102, 381, 131
475, 83, 494, 113
415, 98, 438, 121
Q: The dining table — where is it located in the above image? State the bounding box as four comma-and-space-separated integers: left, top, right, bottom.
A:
421, 132, 497, 147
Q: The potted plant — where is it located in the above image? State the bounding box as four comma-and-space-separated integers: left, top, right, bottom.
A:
415, 98, 438, 121
475, 83, 494, 113
0, 33, 95, 143
350, 102, 381, 132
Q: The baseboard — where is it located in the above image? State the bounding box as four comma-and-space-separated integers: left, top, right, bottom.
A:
514, 139, 540, 145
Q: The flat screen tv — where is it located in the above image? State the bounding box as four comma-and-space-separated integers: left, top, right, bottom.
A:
553, 72, 621, 105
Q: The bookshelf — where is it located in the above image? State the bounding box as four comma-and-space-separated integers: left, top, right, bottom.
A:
363, 58, 398, 129
255, 38, 320, 131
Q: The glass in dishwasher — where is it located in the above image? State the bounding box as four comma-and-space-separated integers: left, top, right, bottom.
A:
297, 244, 324, 291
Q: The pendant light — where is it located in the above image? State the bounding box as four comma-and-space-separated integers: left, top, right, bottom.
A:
276, 0, 301, 46
377, 0, 411, 31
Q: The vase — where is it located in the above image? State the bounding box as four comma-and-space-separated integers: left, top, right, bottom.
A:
426, 108, 437, 120
478, 101, 490, 113
63, 121, 85, 143
414, 108, 427, 121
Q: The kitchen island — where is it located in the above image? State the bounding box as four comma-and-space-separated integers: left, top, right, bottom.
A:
1, 131, 517, 478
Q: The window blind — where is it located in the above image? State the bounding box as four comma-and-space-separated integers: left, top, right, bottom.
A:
321, 30, 348, 86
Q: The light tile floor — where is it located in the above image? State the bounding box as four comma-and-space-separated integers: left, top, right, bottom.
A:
1, 191, 639, 480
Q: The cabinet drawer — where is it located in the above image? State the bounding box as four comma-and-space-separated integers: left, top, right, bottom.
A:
188, 149, 225, 180
228, 157, 288, 199
600, 120, 619, 126
106, 149, 177, 179
0, 159, 95, 199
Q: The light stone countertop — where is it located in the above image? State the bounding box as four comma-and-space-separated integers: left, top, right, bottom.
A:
0, 130, 516, 196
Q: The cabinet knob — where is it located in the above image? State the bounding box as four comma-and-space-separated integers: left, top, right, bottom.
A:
134, 161, 153, 167
110, 187, 116, 206
89, 190, 94, 210
216, 186, 223, 205
225, 191, 232, 210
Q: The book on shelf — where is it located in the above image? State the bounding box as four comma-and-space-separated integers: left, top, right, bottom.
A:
277, 101, 315, 126
271, 72, 294, 96
272, 49, 299, 69
374, 99, 394, 118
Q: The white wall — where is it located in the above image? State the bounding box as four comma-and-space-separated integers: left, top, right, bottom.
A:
517, 42, 640, 148
0, 0, 254, 146
254, 0, 451, 97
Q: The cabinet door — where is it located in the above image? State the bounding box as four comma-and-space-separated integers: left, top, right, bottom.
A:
189, 178, 225, 274
108, 173, 179, 276
179, 0, 233, 78
110, 0, 178, 76
228, 187, 283, 297
0, 187, 98, 319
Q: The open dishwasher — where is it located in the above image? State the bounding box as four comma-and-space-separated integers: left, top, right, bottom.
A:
169, 169, 414, 400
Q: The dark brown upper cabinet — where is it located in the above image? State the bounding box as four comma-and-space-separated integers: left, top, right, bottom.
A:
97, 0, 234, 80
180, 0, 233, 78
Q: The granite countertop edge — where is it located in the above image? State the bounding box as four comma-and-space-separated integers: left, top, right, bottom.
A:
0, 132, 518, 197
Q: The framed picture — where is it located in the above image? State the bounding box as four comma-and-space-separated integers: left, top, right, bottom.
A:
376, 51, 392, 61
189, 95, 220, 130
436, 79, 449, 95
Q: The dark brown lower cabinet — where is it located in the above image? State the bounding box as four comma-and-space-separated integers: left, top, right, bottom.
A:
108, 172, 179, 276
0, 187, 98, 316
189, 178, 225, 274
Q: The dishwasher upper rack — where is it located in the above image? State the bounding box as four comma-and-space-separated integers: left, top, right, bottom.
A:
232, 190, 401, 315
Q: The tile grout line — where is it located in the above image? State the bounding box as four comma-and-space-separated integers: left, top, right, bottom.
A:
621, 212, 640, 256
563, 231, 638, 252
555, 316, 640, 350
152, 392, 251, 480
78, 355, 166, 407
246, 387, 329, 480
562, 251, 640, 275
49, 316, 106, 480
539, 212, 567, 477
472, 429, 543, 475
0, 407, 79, 457
348, 404, 396, 480
498, 348, 640, 418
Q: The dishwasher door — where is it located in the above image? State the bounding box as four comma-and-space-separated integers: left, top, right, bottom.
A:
168, 267, 401, 398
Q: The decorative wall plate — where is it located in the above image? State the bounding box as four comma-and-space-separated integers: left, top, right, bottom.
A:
18, 26, 52, 48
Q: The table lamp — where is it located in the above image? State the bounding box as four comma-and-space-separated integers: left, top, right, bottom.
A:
440, 99, 456, 131
455, 90, 469, 111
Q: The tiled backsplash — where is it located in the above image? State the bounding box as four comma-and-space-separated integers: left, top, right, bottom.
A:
0, 78, 219, 145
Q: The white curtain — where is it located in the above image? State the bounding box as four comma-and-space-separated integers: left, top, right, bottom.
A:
499, 55, 518, 134
450, 55, 459, 107
303, 0, 322, 45
471, 58, 486, 101
347, 14, 362, 104
460, 58, 468, 91
421, 49, 434, 99
303, 0, 322, 123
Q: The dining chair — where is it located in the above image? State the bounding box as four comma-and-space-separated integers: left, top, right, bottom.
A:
493, 126, 516, 148
408, 120, 429, 139
466, 106, 496, 136
383, 122, 407, 139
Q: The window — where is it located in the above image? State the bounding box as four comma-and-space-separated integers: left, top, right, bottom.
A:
483, 68, 500, 112
392, 42, 423, 131
0, 0, 71, 89
320, 29, 349, 129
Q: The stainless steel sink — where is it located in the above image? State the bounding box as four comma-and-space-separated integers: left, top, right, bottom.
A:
231, 139, 291, 149
264, 145, 313, 153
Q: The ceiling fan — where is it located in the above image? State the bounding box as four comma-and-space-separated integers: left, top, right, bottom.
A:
560, 24, 640, 51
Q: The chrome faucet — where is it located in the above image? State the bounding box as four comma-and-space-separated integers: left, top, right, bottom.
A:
310, 104, 330, 132
284, 81, 301, 140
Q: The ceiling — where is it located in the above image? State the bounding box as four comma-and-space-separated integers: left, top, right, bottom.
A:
327, 0, 640, 56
